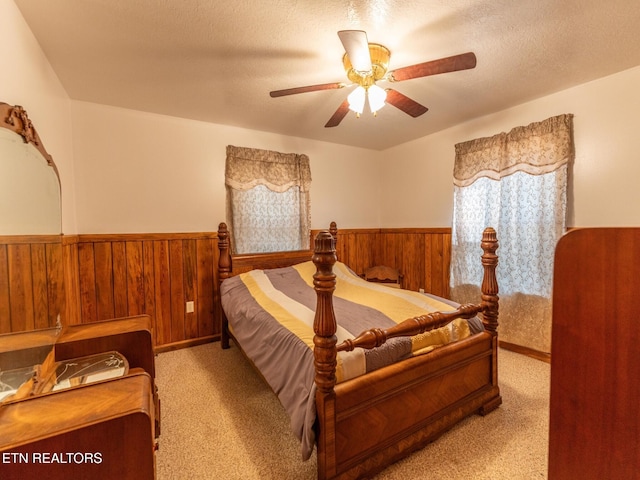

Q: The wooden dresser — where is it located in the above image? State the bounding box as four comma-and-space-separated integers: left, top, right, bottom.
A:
0, 315, 160, 480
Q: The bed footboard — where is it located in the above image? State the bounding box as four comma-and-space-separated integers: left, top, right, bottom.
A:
329, 334, 498, 478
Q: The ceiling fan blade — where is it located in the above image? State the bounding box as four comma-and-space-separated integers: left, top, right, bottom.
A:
270, 82, 345, 97
388, 52, 476, 82
338, 30, 372, 72
325, 99, 350, 128
385, 89, 428, 117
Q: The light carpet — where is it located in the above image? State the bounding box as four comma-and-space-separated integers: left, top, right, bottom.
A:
155, 343, 549, 479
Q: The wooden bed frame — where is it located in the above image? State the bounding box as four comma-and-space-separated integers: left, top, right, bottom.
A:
217, 222, 501, 480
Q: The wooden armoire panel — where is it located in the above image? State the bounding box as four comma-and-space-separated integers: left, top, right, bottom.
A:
549, 228, 640, 479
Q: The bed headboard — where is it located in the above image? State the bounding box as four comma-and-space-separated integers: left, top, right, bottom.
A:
216, 222, 337, 279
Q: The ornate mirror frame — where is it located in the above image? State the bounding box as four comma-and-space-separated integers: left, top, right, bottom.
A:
0, 103, 59, 178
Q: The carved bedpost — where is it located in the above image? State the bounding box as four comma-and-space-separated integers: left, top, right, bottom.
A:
479, 227, 501, 413
217, 223, 231, 279
312, 230, 338, 479
329, 221, 338, 240
217, 223, 232, 349
312, 230, 338, 393
480, 227, 499, 334
329, 221, 338, 260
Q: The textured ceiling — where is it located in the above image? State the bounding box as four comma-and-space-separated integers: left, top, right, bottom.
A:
14, 0, 640, 150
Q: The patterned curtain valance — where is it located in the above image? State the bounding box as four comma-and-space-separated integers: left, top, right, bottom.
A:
453, 114, 574, 187
225, 145, 311, 193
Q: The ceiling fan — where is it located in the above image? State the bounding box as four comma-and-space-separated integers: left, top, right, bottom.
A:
270, 30, 477, 128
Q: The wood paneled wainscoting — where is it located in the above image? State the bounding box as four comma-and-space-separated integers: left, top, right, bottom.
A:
324, 227, 452, 299
67, 233, 221, 352
1, 233, 221, 352
0, 235, 65, 334
1, 228, 451, 351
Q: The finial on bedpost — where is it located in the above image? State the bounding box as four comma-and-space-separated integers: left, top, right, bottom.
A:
312, 230, 338, 393
480, 227, 499, 334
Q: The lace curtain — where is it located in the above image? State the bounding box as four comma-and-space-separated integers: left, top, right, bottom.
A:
450, 114, 574, 353
225, 145, 311, 254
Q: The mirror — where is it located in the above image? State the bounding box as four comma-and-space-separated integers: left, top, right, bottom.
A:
0, 103, 61, 235
0, 102, 64, 336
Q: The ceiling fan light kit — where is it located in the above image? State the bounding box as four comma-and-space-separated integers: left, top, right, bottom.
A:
343, 42, 390, 116
346, 84, 387, 116
270, 30, 477, 128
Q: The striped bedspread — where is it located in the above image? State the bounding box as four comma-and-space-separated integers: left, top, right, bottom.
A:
220, 261, 483, 459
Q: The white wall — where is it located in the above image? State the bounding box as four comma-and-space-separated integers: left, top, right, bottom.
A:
4, 0, 383, 236
381, 65, 640, 228
1, 0, 77, 233
70, 101, 383, 233
7, 0, 640, 234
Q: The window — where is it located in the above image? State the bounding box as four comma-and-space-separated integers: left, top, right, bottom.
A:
450, 114, 574, 353
225, 145, 311, 254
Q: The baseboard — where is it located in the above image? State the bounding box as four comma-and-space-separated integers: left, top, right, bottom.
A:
154, 335, 219, 354
499, 340, 550, 363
